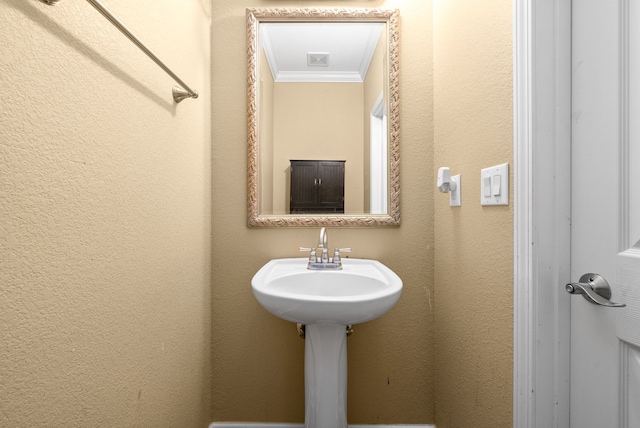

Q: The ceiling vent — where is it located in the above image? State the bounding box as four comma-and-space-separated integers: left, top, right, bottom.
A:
307, 52, 330, 67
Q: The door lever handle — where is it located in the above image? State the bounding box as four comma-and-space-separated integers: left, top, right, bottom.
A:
565, 273, 626, 307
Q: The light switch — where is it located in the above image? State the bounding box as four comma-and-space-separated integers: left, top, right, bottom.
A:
481, 163, 509, 206
492, 174, 502, 196
483, 176, 492, 198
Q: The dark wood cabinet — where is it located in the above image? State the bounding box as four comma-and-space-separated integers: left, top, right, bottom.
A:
290, 160, 345, 214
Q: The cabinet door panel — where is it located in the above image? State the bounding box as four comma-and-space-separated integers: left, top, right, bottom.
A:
290, 161, 318, 212
318, 161, 345, 211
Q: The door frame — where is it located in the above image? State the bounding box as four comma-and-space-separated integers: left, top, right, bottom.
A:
513, 0, 572, 427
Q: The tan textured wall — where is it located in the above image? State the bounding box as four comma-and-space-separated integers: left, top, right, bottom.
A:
212, 0, 434, 423
273, 83, 364, 214
259, 48, 275, 214
433, 1, 514, 427
0, 0, 212, 426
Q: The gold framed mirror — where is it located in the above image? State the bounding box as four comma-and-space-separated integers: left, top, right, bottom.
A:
247, 8, 399, 227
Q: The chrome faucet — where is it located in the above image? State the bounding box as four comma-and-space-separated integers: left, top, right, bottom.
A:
300, 228, 351, 270
318, 227, 329, 263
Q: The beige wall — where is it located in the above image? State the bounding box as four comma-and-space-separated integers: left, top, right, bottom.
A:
213, 0, 512, 426
273, 83, 364, 214
433, 1, 514, 427
259, 48, 275, 214
0, 0, 212, 426
212, 0, 434, 423
0, 0, 513, 426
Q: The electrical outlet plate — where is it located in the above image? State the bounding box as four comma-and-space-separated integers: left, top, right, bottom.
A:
480, 163, 509, 206
450, 174, 461, 206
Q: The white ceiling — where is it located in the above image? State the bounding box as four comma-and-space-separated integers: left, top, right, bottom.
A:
260, 22, 385, 83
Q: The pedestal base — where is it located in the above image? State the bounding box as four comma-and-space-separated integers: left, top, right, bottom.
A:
304, 324, 348, 428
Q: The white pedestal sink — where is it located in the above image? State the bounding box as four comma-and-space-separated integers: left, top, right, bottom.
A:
251, 258, 402, 428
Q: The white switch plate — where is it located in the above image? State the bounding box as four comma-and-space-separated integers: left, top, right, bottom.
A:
481, 163, 509, 206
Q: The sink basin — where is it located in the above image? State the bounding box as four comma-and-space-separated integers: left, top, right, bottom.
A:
251, 257, 402, 325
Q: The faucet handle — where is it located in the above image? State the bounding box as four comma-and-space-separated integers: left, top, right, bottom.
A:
299, 247, 317, 262
333, 248, 351, 263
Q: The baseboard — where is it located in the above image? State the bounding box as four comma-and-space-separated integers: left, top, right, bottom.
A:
209, 424, 435, 428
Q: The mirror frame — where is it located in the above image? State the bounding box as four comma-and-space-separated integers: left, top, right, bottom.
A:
247, 8, 400, 227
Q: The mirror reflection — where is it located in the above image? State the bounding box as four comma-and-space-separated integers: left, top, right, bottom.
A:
247, 9, 400, 227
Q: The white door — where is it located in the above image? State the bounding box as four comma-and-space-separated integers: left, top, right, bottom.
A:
370, 93, 387, 215
571, 1, 640, 427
